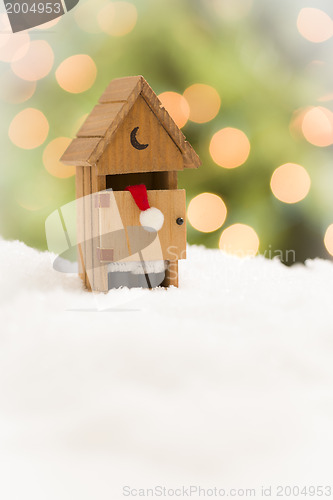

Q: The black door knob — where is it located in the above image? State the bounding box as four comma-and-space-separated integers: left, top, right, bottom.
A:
176, 217, 184, 225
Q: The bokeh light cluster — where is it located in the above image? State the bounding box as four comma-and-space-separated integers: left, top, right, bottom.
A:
1, 0, 333, 262
158, 92, 190, 128
97, 1, 137, 36
158, 82, 221, 129
75, 0, 137, 35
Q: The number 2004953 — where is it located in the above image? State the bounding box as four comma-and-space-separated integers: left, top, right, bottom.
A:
5, 2, 62, 14
275, 486, 331, 496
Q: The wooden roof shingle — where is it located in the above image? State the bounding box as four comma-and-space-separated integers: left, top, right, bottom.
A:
61, 76, 201, 169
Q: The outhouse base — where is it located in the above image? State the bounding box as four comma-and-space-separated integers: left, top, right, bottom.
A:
108, 271, 165, 289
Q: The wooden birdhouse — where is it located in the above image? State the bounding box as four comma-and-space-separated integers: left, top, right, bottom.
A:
61, 76, 200, 292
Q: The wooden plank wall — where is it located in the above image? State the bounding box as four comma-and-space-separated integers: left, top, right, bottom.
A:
75, 166, 87, 287
91, 169, 108, 292
77, 168, 181, 291
162, 172, 178, 287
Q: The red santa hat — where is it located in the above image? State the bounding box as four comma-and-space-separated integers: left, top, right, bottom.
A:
125, 184, 164, 232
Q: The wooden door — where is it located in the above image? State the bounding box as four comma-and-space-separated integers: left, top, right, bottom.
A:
96, 189, 186, 268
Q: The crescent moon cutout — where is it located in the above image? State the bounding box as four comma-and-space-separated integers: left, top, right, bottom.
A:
130, 127, 149, 150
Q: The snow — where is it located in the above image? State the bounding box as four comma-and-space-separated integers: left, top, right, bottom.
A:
1, 238, 333, 499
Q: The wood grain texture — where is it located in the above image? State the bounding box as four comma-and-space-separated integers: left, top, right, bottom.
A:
61, 137, 101, 166
61, 76, 200, 170
97, 96, 183, 175
77, 103, 125, 138
79, 186, 184, 290
75, 166, 86, 286
98, 189, 133, 291
77, 99, 137, 161
62, 74, 198, 290
163, 261, 179, 287
113, 189, 186, 261
141, 79, 201, 169
88, 98, 137, 164
155, 171, 178, 190
83, 168, 93, 291
91, 171, 108, 292
99, 75, 142, 103
99, 187, 128, 264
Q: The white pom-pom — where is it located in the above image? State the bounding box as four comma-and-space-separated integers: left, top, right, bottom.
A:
140, 207, 164, 232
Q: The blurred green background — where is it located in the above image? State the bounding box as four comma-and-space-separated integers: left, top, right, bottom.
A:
1, 0, 333, 263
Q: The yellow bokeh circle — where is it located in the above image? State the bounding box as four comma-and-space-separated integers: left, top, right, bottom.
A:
56, 55, 97, 94
324, 224, 333, 257
270, 163, 311, 204
43, 138, 75, 178
219, 224, 259, 256
97, 2, 138, 36
187, 193, 227, 233
210, 127, 250, 168
158, 91, 190, 129
11, 40, 54, 82
9, 108, 49, 149
183, 84, 221, 123
11, 40, 54, 81
297, 8, 333, 43
302, 106, 333, 147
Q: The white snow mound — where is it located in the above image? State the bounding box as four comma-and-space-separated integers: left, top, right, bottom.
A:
1, 238, 333, 499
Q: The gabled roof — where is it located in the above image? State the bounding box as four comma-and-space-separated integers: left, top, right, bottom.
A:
61, 76, 200, 169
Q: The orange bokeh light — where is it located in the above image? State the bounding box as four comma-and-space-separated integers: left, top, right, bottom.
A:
324, 224, 333, 257
75, 0, 104, 33
9, 108, 49, 149
209, 127, 250, 168
270, 163, 311, 204
158, 91, 190, 128
0, 32, 30, 63
297, 8, 333, 43
0, 14, 31, 61
11, 40, 54, 81
301, 106, 333, 147
183, 84, 221, 123
56, 55, 97, 94
97, 2, 138, 36
0, 70, 36, 103
219, 224, 259, 256
43, 138, 75, 178
187, 193, 227, 233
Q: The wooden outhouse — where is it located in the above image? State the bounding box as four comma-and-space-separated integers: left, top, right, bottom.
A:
61, 76, 200, 292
